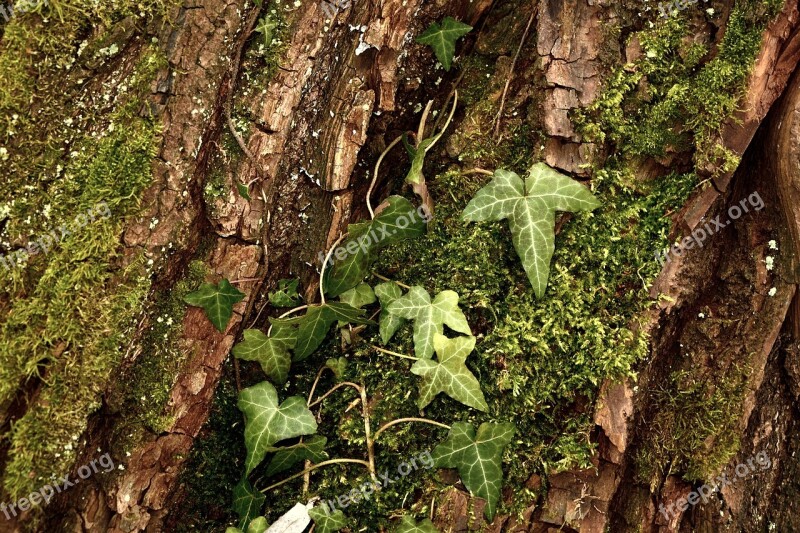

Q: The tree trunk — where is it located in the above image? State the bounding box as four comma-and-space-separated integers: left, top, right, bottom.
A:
1, 0, 799, 531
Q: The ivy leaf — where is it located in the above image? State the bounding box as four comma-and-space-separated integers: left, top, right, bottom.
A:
269, 278, 301, 307
183, 279, 245, 332
416, 16, 472, 71
255, 15, 279, 47
265, 435, 328, 477
237, 182, 251, 200
326, 357, 348, 378
339, 283, 376, 309
375, 282, 406, 344
232, 329, 291, 385
433, 421, 515, 520
404, 136, 435, 215
394, 515, 440, 533
324, 196, 426, 296
238, 381, 317, 474
245, 517, 268, 533
232, 478, 265, 530
293, 302, 373, 360
386, 286, 471, 358
411, 334, 487, 411
269, 319, 298, 350
462, 164, 600, 298
308, 506, 347, 533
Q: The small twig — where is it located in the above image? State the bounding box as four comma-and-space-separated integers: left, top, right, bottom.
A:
319, 233, 348, 304
307, 366, 327, 404
372, 272, 411, 290
373, 418, 451, 442
417, 100, 435, 142
228, 277, 262, 284
367, 134, 404, 219
260, 459, 371, 493
360, 385, 378, 480
372, 346, 419, 361
462, 168, 494, 176
233, 357, 242, 392
493, 6, 537, 139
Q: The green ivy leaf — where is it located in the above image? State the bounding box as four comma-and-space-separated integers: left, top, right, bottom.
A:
269, 278, 301, 307
293, 302, 373, 360
339, 283, 376, 308
394, 515, 440, 533
183, 279, 245, 332
375, 282, 406, 344
416, 16, 472, 71
411, 334, 487, 411
255, 15, 279, 47
246, 516, 268, 533
232, 329, 292, 385
237, 182, 251, 200
265, 435, 328, 477
308, 506, 347, 533
325, 357, 348, 378
238, 381, 317, 474
268, 319, 298, 350
433, 421, 515, 520
462, 164, 600, 297
324, 196, 426, 296
232, 478, 265, 530
386, 286, 471, 358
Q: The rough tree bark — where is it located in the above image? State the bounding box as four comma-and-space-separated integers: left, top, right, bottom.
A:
1, 0, 799, 531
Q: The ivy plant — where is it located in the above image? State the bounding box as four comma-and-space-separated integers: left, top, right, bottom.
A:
416, 16, 473, 71
395, 515, 441, 532
183, 278, 245, 331
308, 506, 347, 533
462, 163, 601, 297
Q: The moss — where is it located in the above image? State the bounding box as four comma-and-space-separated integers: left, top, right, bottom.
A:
635, 364, 749, 488
576, 0, 782, 174
0, 0, 175, 499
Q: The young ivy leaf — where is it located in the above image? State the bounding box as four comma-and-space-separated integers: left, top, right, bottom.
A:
386, 286, 471, 358
324, 196, 426, 296
283, 302, 374, 361
237, 182, 251, 201
308, 506, 347, 533
433, 421, 515, 520
404, 135, 435, 215
411, 334, 487, 411
375, 282, 406, 344
265, 435, 328, 477
232, 478, 265, 530
238, 381, 317, 475
394, 515, 440, 533
338, 282, 376, 309
416, 16, 473, 71
269, 278, 301, 307
232, 329, 292, 385
461, 163, 601, 298
225, 516, 268, 533
183, 279, 245, 332
325, 357, 348, 379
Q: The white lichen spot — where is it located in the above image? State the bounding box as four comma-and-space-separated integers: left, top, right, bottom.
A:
768, 287, 777, 297
768, 240, 778, 250
765, 256, 774, 271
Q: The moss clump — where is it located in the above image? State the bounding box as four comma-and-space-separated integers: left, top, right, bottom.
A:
635, 364, 749, 488
0, 0, 174, 498
577, 0, 782, 174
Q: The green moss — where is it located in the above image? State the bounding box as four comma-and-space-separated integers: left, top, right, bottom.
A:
577, 0, 782, 174
0, 0, 174, 498
635, 364, 749, 488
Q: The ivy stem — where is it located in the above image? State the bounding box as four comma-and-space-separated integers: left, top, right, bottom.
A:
307, 366, 327, 405
372, 272, 411, 290
308, 381, 363, 408
371, 346, 418, 361
367, 134, 404, 219
260, 459, 371, 493
417, 99, 435, 142
266, 304, 308, 336
319, 233, 347, 304
426, 90, 458, 153
373, 418, 451, 442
